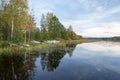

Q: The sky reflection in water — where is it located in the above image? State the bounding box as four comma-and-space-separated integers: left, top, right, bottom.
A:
0, 41, 120, 80
34, 41, 120, 80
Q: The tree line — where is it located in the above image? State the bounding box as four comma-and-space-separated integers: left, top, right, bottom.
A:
0, 0, 82, 46
0, 0, 35, 45
39, 13, 81, 41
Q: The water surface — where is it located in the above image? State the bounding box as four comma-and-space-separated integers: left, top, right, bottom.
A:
0, 41, 120, 80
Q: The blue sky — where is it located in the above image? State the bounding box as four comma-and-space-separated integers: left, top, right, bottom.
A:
28, 0, 120, 37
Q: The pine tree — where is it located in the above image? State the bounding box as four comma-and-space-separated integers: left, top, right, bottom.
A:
40, 14, 47, 41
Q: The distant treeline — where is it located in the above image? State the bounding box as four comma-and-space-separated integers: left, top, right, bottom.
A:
86, 36, 120, 41
0, 0, 82, 46
101, 36, 120, 41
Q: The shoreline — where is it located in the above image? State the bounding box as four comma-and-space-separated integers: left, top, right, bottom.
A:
0, 39, 96, 53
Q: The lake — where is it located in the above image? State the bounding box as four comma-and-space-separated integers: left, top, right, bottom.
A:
0, 41, 120, 80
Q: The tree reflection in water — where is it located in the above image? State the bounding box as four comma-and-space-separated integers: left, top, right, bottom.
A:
40, 46, 76, 72
0, 44, 77, 80
40, 49, 66, 72
0, 51, 39, 80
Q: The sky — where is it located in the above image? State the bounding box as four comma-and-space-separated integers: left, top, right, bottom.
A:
28, 0, 120, 37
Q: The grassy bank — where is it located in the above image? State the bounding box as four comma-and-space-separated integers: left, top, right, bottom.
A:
0, 39, 96, 53
0, 43, 65, 53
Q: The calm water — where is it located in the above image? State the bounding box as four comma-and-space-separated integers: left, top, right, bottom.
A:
0, 41, 120, 80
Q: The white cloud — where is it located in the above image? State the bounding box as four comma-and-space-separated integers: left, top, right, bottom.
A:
87, 6, 120, 20
79, 22, 120, 37
77, 0, 94, 10
29, 0, 120, 37
79, 41, 120, 54
62, 5, 120, 37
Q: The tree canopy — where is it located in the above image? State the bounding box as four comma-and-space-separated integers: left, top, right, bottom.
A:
0, 0, 36, 44
39, 12, 81, 41
0, 0, 82, 46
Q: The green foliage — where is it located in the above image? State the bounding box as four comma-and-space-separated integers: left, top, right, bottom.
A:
0, 0, 36, 44
40, 12, 81, 40
40, 14, 48, 40
0, 0, 82, 46
12, 30, 24, 43
0, 41, 9, 47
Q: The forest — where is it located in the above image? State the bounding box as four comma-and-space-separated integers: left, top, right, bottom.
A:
0, 0, 81, 47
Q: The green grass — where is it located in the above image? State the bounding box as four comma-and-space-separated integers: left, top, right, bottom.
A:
0, 39, 96, 54
0, 43, 66, 54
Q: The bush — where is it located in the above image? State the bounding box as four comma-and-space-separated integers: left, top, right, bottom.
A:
0, 41, 9, 47
55, 38, 65, 41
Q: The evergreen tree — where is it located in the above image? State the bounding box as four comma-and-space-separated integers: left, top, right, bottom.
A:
40, 12, 81, 40
40, 14, 47, 41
